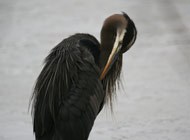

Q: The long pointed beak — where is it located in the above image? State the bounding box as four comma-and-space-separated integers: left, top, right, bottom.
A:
100, 40, 122, 80
100, 29, 126, 80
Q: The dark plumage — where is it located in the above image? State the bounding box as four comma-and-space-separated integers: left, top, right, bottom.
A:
31, 12, 137, 140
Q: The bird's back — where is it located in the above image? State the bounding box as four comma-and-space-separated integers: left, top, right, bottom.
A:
31, 33, 105, 140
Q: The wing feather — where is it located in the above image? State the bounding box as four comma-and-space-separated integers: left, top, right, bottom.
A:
31, 34, 104, 140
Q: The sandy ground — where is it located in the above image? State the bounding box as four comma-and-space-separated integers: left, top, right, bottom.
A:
0, 0, 190, 140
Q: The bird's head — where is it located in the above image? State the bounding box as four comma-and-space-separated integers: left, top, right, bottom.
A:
99, 12, 137, 108
100, 12, 137, 80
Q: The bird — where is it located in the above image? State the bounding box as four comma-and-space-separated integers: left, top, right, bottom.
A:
30, 12, 137, 140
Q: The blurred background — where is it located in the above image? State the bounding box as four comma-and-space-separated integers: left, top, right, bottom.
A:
0, 0, 190, 139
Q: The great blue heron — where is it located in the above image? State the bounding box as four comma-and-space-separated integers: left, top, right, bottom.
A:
31, 12, 137, 140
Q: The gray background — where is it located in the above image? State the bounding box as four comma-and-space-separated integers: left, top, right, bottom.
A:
0, 0, 190, 139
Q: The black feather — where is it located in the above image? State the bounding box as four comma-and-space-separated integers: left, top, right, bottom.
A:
122, 12, 137, 52
31, 34, 105, 140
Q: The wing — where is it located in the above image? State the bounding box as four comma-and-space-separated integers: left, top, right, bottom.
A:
31, 34, 104, 140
